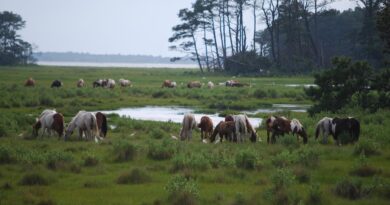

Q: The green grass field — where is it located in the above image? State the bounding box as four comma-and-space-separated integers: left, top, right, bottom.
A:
0, 66, 389, 205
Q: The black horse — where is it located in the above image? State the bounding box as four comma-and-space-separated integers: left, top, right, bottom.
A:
332, 117, 360, 145
51, 80, 62, 88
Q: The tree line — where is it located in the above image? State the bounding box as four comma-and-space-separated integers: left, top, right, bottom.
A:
169, 0, 390, 74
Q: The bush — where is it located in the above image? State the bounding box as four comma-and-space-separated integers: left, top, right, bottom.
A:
294, 147, 320, 167
293, 166, 310, 183
46, 150, 73, 170
307, 183, 322, 204
19, 173, 49, 186
271, 168, 295, 190
271, 151, 295, 168
150, 128, 167, 140
334, 178, 370, 199
113, 140, 137, 162
0, 145, 14, 164
84, 154, 99, 167
117, 168, 151, 184
147, 140, 175, 160
353, 140, 381, 156
172, 153, 211, 172
165, 175, 199, 204
235, 149, 259, 170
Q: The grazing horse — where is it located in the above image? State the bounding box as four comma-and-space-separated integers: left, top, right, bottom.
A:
77, 79, 85, 87
270, 117, 308, 144
227, 115, 257, 142
332, 117, 360, 145
25, 77, 35, 87
51, 80, 63, 88
33, 110, 64, 138
315, 117, 333, 144
207, 81, 214, 89
210, 121, 236, 143
197, 116, 213, 141
161, 80, 176, 88
187, 81, 202, 88
180, 113, 197, 141
265, 116, 277, 143
119, 79, 132, 87
104, 79, 115, 89
226, 80, 249, 87
64, 111, 99, 141
95, 112, 108, 138
93, 79, 103, 88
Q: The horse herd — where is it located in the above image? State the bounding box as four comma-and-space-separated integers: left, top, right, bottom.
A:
24, 77, 247, 89
32, 109, 107, 142
182, 114, 360, 146
24, 77, 132, 88
31, 108, 360, 146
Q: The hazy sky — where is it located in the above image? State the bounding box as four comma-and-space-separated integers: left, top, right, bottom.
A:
1, 0, 357, 57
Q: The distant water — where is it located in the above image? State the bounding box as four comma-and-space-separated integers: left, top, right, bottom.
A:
37, 61, 198, 69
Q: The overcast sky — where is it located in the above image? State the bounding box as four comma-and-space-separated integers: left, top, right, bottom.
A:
1, 0, 357, 57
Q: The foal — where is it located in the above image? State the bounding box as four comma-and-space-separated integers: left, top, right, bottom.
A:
197, 116, 213, 141
210, 121, 236, 143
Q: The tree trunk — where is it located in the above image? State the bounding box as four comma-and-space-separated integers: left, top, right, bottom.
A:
192, 33, 203, 73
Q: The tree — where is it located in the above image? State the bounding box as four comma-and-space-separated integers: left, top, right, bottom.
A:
377, 0, 390, 54
0, 11, 35, 65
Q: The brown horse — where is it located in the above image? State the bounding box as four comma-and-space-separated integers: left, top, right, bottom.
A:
197, 116, 213, 141
270, 117, 307, 144
95, 112, 108, 138
161, 80, 176, 88
210, 121, 237, 143
25, 77, 35, 87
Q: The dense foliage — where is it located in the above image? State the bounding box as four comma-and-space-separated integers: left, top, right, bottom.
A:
0, 11, 35, 65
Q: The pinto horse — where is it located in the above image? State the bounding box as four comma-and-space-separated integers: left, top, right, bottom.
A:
33, 110, 64, 138
77, 79, 85, 87
180, 113, 197, 141
210, 121, 236, 143
25, 77, 35, 87
65, 111, 99, 141
187, 81, 202, 88
161, 80, 176, 88
197, 116, 213, 141
332, 117, 360, 145
270, 117, 308, 144
265, 116, 277, 143
95, 112, 108, 138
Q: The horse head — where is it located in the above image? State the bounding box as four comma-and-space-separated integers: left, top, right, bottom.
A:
32, 118, 41, 137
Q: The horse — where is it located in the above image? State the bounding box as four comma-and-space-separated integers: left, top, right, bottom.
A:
197, 116, 213, 141
179, 113, 197, 141
24, 77, 35, 87
93, 79, 103, 88
332, 117, 360, 145
161, 80, 176, 88
226, 80, 249, 87
226, 115, 257, 142
187, 81, 202, 88
210, 121, 236, 143
33, 110, 64, 139
315, 117, 333, 144
119, 79, 132, 87
51, 80, 62, 88
77, 79, 85, 87
207, 81, 214, 89
104, 79, 115, 89
265, 116, 277, 143
64, 111, 99, 141
95, 112, 108, 138
270, 117, 307, 144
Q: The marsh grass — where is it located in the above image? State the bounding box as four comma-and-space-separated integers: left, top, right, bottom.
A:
19, 173, 50, 186
116, 168, 151, 184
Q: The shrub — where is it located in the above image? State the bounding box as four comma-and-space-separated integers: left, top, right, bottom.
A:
46, 150, 73, 170
353, 140, 381, 156
0, 145, 14, 164
294, 147, 320, 167
172, 153, 211, 172
84, 154, 99, 167
279, 135, 299, 148
19, 173, 49, 186
113, 140, 137, 162
334, 178, 370, 199
235, 149, 258, 170
307, 183, 322, 204
271, 151, 295, 168
271, 168, 295, 190
165, 175, 199, 204
350, 153, 380, 177
150, 128, 167, 140
117, 168, 151, 184
293, 166, 310, 183
147, 140, 175, 160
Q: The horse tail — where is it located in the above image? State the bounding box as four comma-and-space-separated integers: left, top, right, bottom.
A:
210, 122, 221, 142
101, 114, 107, 137
315, 122, 320, 140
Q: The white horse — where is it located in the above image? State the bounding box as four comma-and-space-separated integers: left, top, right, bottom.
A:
65, 111, 99, 141
119, 79, 132, 87
104, 79, 116, 89
232, 114, 257, 142
77, 79, 85, 87
180, 113, 197, 141
315, 117, 333, 144
207, 81, 214, 89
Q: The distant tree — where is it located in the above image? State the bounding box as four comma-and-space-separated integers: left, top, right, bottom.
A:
0, 11, 35, 65
377, 0, 390, 54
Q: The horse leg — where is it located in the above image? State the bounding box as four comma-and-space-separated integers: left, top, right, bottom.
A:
267, 130, 270, 144
78, 128, 83, 140
271, 132, 276, 144
201, 130, 204, 141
